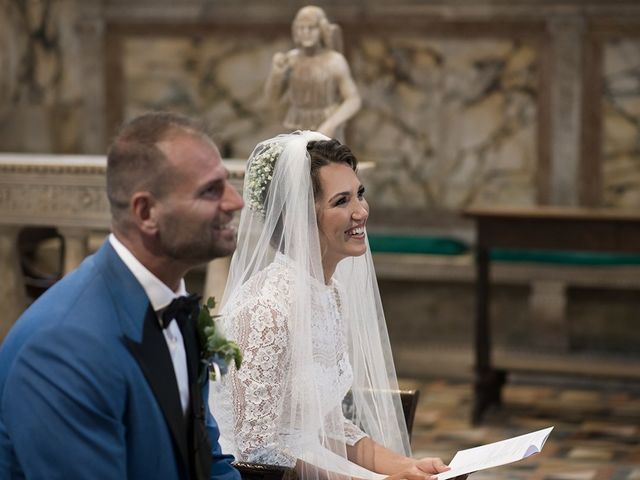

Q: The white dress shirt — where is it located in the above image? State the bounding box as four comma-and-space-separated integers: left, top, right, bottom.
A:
109, 234, 190, 414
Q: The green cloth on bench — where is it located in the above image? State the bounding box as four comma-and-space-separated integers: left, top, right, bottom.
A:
367, 234, 469, 255
491, 249, 640, 265
367, 233, 640, 266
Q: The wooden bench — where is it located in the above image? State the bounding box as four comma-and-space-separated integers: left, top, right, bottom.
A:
371, 234, 640, 353
464, 206, 640, 423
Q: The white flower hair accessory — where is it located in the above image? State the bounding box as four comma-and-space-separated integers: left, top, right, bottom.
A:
246, 141, 283, 217
245, 131, 329, 218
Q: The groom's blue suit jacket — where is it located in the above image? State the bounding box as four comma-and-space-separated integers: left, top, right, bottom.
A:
0, 241, 240, 480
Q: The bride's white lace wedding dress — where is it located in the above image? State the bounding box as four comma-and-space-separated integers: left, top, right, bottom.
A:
209, 131, 410, 479
213, 254, 367, 467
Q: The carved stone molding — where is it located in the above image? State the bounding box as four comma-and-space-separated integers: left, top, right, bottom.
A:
0, 154, 246, 228
101, 0, 640, 23
0, 183, 110, 227
0, 154, 107, 227
0, 152, 247, 332
0, 163, 106, 175
0, 226, 28, 339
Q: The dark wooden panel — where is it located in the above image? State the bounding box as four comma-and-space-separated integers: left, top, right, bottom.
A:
465, 205, 640, 423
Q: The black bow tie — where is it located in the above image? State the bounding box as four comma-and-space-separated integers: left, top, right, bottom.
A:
161, 293, 202, 330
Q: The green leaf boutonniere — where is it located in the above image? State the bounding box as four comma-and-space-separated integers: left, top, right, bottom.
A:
197, 297, 242, 382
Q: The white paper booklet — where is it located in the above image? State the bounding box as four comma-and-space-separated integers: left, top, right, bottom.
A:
436, 426, 554, 480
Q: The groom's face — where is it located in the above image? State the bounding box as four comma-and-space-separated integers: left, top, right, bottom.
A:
154, 132, 244, 264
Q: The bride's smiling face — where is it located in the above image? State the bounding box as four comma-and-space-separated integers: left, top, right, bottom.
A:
315, 162, 369, 265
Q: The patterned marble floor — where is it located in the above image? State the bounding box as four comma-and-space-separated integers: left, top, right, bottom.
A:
401, 376, 640, 480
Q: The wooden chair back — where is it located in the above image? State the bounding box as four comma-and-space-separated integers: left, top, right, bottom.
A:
234, 388, 421, 480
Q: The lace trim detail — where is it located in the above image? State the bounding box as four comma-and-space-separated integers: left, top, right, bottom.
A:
217, 258, 367, 466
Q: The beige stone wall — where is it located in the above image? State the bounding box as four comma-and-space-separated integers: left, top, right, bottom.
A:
0, 0, 84, 153
349, 35, 539, 209
121, 34, 288, 157
2, 0, 640, 365
3, 0, 640, 211
119, 31, 539, 210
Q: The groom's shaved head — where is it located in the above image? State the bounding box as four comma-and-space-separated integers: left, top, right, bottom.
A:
106, 111, 210, 224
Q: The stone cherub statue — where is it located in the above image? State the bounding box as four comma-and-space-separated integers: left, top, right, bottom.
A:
264, 5, 361, 140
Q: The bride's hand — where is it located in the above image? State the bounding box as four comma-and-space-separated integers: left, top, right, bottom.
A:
382, 467, 432, 480
412, 457, 469, 479
381, 457, 450, 480
413, 457, 450, 475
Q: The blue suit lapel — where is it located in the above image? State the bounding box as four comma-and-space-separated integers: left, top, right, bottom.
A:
181, 316, 213, 479
94, 242, 191, 477
94, 241, 149, 343
124, 307, 191, 476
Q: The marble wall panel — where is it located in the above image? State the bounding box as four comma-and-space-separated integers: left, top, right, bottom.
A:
0, 0, 84, 153
120, 30, 540, 211
122, 34, 290, 159
0, 0, 21, 109
348, 35, 540, 210
602, 38, 640, 208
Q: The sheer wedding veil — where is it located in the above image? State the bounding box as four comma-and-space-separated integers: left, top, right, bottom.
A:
210, 131, 411, 479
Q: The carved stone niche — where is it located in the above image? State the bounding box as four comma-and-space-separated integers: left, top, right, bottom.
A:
0, 154, 110, 229
0, 153, 248, 333
0, 154, 109, 336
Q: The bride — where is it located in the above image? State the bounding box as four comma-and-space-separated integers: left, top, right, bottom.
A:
210, 131, 452, 479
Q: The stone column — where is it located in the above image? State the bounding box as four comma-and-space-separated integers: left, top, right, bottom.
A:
528, 280, 568, 351
203, 256, 232, 314
76, 0, 107, 153
0, 226, 28, 339
547, 14, 586, 206
58, 226, 90, 274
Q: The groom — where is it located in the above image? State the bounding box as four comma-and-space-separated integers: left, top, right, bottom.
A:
0, 112, 244, 479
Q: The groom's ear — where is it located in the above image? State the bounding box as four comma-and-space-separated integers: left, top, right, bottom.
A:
131, 191, 160, 234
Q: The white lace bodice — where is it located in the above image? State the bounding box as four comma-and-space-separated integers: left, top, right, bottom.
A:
212, 255, 367, 466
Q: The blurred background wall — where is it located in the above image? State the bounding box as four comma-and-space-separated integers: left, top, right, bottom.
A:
1, 0, 639, 378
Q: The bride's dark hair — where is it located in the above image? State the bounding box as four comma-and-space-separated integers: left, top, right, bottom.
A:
307, 139, 358, 199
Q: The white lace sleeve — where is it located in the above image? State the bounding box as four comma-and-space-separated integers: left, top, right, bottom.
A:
344, 416, 368, 446
229, 294, 297, 467
328, 401, 368, 446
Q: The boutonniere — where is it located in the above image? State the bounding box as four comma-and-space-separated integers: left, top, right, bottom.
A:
197, 297, 242, 383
